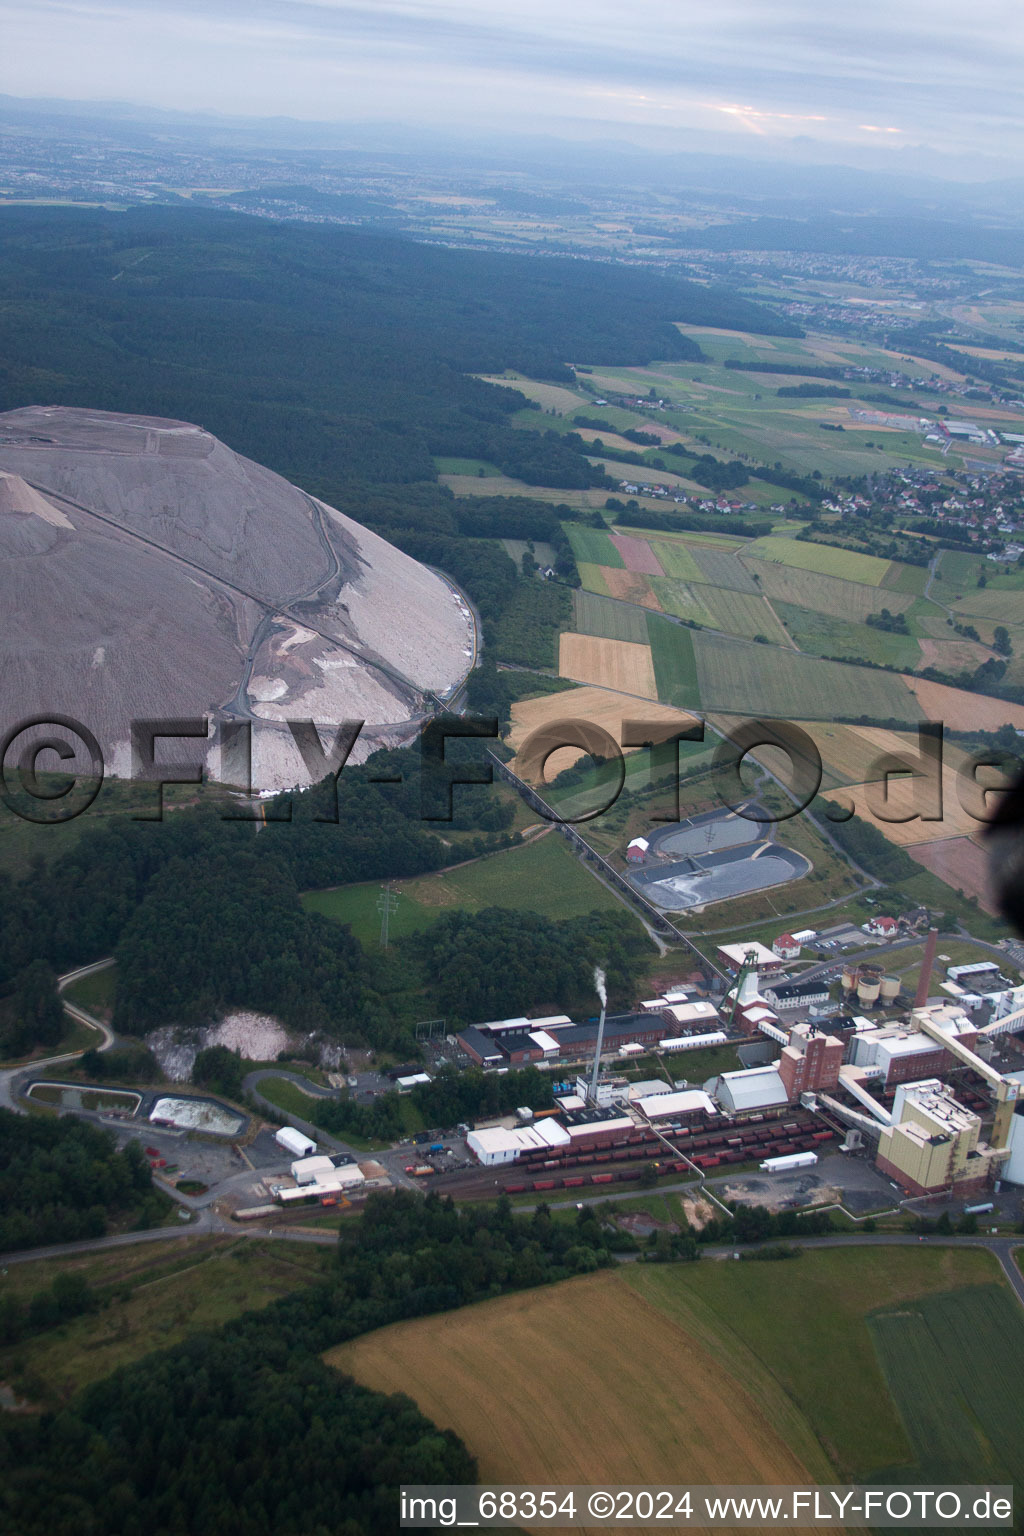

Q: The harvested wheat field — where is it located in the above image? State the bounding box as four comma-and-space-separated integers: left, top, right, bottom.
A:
328, 1270, 828, 1535
917, 637, 993, 673
821, 757, 985, 847
909, 837, 999, 913
902, 676, 1024, 732
601, 565, 662, 608
509, 685, 697, 774
559, 633, 658, 698
609, 532, 664, 575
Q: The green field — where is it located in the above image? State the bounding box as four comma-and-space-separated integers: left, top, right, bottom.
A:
304, 831, 632, 940
0, 1238, 329, 1406
433, 456, 502, 476
649, 540, 704, 580
571, 587, 650, 642
302, 884, 438, 946
953, 586, 1024, 624
693, 632, 923, 720
774, 602, 922, 668
869, 1285, 1024, 1485
628, 1246, 1005, 1480
652, 579, 788, 643
744, 559, 917, 622
252, 1073, 334, 1119
881, 561, 931, 595
501, 538, 558, 567
743, 536, 893, 585
691, 543, 761, 592
646, 613, 701, 708
575, 560, 611, 595
565, 524, 625, 567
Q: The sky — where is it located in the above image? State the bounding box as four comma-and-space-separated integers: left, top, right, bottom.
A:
2, 0, 1023, 171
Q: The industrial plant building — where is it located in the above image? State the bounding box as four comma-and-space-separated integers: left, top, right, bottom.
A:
455, 1001, 721, 1066
717, 1065, 789, 1114
875, 1080, 1004, 1196
777, 1024, 844, 1099
717, 941, 785, 977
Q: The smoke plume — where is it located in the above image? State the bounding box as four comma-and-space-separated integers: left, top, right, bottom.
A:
594, 966, 607, 1008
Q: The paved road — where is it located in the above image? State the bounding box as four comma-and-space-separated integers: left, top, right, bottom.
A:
0, 1210, 340, 1267
703, 1231, 1024, 1307
3, 1222, 1021, 1297
0, 958, 116, 1113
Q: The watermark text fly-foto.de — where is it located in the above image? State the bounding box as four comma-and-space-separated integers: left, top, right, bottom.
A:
0, 711, 1018, 828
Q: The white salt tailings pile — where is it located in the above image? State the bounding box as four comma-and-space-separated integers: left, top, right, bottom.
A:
149, 1097, 244, 1135
207, 1011, 291, 1060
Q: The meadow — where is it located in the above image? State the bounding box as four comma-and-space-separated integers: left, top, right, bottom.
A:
773, 602, 921, 668
304, 830, 631, 938
0, 1238, 329, 1406
743, 536, 892, 585
571, 588, 650, 643
747, 560, 917, 622
868, 1285, 1024, 1486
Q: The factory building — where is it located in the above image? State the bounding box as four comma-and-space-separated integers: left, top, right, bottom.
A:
717, 1064, 789, 1114
777, 1023, 844, 1100
659, 1030, 728, 1053
660, 999, 720, 1030
277, 1162, 366, 1203
559, 1105, 636, 1149
875, 1079, 1003, 1195
457, 1026, 507, 1067
762, 978, 830, 1012
395, 1072, 432, 1091
717, 941, 785, 978
636, 1088, 717, 1122
467, 1118, 571, 1166
848, 1008, 978, 1087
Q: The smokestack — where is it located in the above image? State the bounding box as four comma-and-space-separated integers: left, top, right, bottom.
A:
914, 927, 938, 1010
589, 967, 607, 1102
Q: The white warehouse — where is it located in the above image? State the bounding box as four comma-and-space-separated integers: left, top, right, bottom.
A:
275, 1126, 317, 1158
467, 1119, 571, 1167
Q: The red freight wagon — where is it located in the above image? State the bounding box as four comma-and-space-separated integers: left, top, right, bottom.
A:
563, 1176, 585, 1188
591, 1172, 614, 1184
532, 1179, 557, 1191
504, 1183, 527, 1194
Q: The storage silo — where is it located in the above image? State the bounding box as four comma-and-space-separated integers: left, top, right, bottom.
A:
841, 965, 858, 993
880, 975, 901, 1003
857, 976, 881, 1007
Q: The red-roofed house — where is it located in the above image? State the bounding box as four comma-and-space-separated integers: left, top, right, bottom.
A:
773, 933, 801, 961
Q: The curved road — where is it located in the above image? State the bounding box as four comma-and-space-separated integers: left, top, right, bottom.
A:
0, 959, 115, 1114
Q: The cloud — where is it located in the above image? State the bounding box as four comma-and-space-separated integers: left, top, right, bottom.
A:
0, 0, 1020, 164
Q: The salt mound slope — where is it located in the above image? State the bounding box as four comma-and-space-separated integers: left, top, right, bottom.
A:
0, 406, 473, 788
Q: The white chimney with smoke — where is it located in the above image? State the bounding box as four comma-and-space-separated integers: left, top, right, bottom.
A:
589, 966, 608, 1103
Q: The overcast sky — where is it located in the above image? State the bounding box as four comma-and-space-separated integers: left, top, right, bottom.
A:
3, 0, 1023, 169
